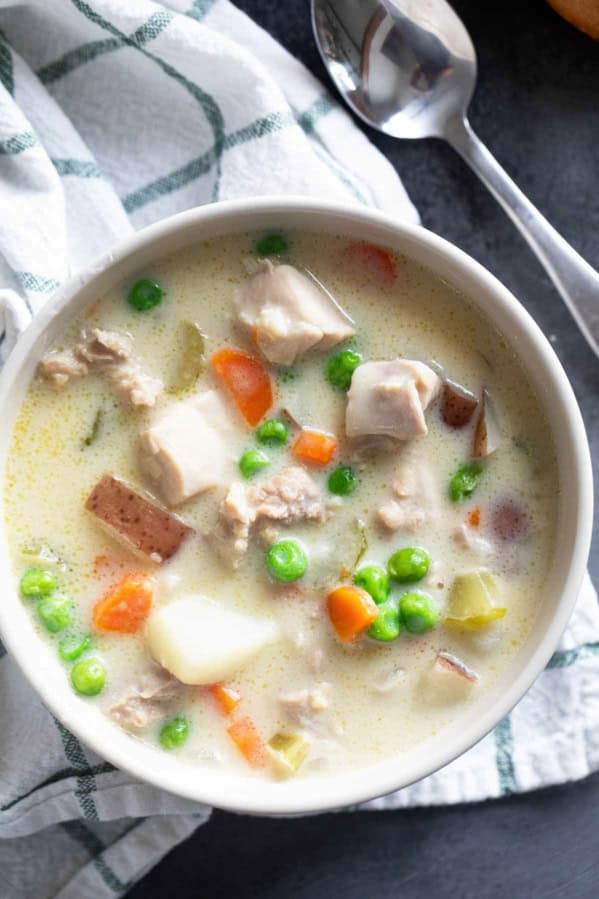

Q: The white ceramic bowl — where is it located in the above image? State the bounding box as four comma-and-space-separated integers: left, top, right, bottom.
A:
0, 198, 593, 815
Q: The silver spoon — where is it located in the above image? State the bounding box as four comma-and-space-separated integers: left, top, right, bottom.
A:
312, 0, 599, 358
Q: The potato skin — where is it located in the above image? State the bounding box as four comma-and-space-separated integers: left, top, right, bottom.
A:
441, 380, 478, 428
86, 474, 192, 562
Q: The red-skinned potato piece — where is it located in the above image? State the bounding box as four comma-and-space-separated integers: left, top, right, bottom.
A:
441, 380, 478, 428
86, 474, 192, 562
473, 389, 500, 457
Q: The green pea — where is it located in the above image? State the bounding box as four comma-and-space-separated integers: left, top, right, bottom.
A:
368, 598, 401, 642
239, 448, 270, 478
255, 232, 289, 257
127, 278, 164, 312
399, 591, 439, 634
160, 715, 190, 750
325, 349, 362, 391
20, 567, 57, 599
256, 418, 289, 446
387, 547, 430, 584
354, 565, 390, 604
328, 465, 358, 496
266, 540, 308, 583
449, 461, 483, 502
38, 593, 72, 634
58, 633, 92, 662
71, 657, 106, 696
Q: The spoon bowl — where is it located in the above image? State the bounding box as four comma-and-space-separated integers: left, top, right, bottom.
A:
312, 0, 599, 357
313, 0, 475, 138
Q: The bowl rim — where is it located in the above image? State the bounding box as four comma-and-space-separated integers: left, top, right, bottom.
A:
0, 196, 593, 815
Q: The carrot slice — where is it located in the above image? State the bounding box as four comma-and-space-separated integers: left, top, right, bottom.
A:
92, 572, 155, 633
211, 347, 273, 426
210, 683, 241, 716
327, 584, 378, 643
342, 241, 397, 284
227, 717, 267, 767
291, 429, 337, 466
467, 507, 481, 528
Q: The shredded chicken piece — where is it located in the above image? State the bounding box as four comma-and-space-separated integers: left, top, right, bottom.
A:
378, 449, 440, 531
248, 465, 327, 523
453, 523, 492, 556
211, 466, 327, 565
77, 328, 131, 364
38, 349, 88, 388
279, 683, 332, 727
373, 667, 406, 694
107, 667, 183, 732
39, 327, 162, 407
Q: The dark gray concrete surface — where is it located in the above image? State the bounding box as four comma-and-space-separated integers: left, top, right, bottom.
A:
130, 1, 599, 896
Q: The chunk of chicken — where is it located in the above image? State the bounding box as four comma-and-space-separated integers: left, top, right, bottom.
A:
235, 260, 355, 366
107, 666, 183, 732
279, 683, 333, 736
346, 359, 441, 441
423, 651, 479, 703
86, 474, 193, 562
453, 523, 492, 557
39, 328, 162, 407
38, 349, 88, 388
212, 465, 327, 565
77, 328, 131, 364
78, 329, 163, 407
378, 450, 440, 531
140, 390, 236, 506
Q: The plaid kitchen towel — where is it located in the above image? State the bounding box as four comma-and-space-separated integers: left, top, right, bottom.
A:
0, 1, 598, 897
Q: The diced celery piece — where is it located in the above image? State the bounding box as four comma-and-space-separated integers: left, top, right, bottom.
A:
267, 732, 310, 778
167, 321, 206, 394
445, 570, 506, 630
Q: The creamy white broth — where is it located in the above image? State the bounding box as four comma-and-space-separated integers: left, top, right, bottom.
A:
4, 230, 558, 778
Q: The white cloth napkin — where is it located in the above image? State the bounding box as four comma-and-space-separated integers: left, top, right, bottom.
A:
0, 1, 597, 896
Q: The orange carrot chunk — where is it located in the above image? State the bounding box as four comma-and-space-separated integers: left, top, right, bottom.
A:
92, 572, 155, 633
292, 429, 337, 466
210, 683, 241, 716
342, 241, 397, 284
467, 507, 481, 528
327, 584, 378, 643
227, 716, 267, 767
211, 347, 273, 426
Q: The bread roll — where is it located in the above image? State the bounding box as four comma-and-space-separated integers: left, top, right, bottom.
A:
547, 0, 599, 39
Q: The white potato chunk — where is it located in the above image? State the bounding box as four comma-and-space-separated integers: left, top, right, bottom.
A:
235, 260, 355, 366
346, 359, 441, 441
139, 390, 236, 506
145, 594, 279, 685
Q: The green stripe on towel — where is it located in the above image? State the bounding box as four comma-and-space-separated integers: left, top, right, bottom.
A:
494, 715, 517, 795
0, 29, 13, 95
0, 131, 37, 155
70, 0, 226, 200
61, 820, 137, 895
15, 272, 60, 292
186, 0, 216, 21
37, 9, 173, 84
51, 157, 103, 178
53, 718, 100, 820
547, 640, 599, 669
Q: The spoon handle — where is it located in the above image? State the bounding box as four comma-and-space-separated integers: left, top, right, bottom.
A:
446, 117, 599, 359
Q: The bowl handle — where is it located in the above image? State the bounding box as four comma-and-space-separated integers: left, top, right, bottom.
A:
1, 290, 32, 359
